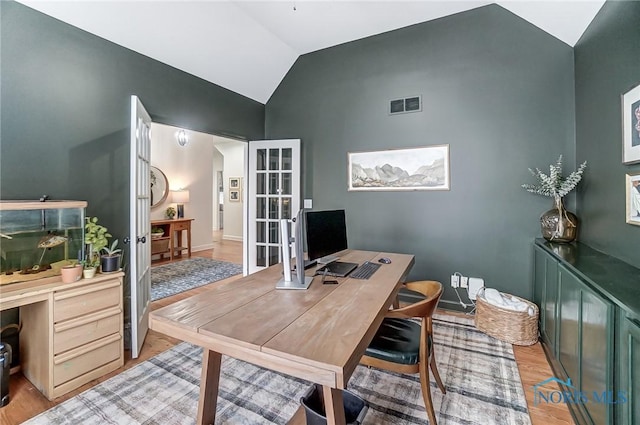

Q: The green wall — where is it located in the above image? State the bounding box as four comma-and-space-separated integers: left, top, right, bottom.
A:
0, 1, 264, 338
1, 1, 264, 243
574, 0, 640, 267
266, 5, 576, 305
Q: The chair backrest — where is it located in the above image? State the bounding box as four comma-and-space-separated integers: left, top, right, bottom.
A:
387, 280, 443, 320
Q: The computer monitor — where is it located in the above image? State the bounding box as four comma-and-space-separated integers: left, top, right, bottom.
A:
305, 209, 348, 264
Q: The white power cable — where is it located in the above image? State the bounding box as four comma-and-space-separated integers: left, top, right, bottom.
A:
452, 271, 476, 314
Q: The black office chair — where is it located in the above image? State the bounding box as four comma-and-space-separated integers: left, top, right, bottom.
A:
361, 280, 446, 425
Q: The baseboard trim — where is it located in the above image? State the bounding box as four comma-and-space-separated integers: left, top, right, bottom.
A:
223, 235, 243, 242
192, 244, 214, 252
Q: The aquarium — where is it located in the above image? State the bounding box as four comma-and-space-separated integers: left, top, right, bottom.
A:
0, 200, 87, 285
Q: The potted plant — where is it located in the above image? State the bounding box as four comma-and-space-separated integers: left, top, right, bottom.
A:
61, 263, 83, 283
85, 216, 111, 271
100, 239, 122, 273
522, 155, 587, 243
151, 226, 164, 238
166, 206, 176, 219
82, 258, 99, 279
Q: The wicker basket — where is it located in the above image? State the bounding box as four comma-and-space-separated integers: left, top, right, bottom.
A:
475, 291, 539, 346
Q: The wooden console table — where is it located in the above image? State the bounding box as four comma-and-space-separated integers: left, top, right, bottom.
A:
151, 218, 193, 261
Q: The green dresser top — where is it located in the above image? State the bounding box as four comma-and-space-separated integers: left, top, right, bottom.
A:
536, 239, 640, 317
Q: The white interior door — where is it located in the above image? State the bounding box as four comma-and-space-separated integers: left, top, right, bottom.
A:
246, 139, 302, 275
129, 95, 152, 358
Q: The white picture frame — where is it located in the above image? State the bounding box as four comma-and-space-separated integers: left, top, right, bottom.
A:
626, 172, 640, 226
622, 81, 640, 164
229, 177, 241, 190
348, 144, 450, 191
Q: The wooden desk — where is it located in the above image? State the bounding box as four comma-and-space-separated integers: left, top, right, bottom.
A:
0, 272, 124, 400
150, 249, 414, 425
151, 218, 193, 261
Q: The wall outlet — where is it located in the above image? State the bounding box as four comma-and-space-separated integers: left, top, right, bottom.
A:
450, 274, 460, 288
460, 276, 469, 288
468, 277, 485, 300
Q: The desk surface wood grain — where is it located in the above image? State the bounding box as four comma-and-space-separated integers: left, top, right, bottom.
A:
149, 249, 414, 389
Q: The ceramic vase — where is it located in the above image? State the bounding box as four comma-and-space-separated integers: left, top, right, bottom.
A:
101, 255, 120, 273
82, 267, 97, 279
540, 196, 578, 243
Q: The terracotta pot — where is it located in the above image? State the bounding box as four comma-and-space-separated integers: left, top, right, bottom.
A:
60, 264, 82, 283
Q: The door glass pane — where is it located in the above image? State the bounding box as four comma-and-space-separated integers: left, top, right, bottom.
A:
256, 149, 266, 171
256, 173, 266, 195
282, 148, 292, 170
269, 173, 279, 195
269, 149, 280, 170
269, 221, 279, 244
282, 173, 292, 195
269, 198, 279, 219
256, 221, 266, 243
256, 198, 266, 219
256, 246, 266, 267
281, 198, 291, 219
269, 246, 280, 265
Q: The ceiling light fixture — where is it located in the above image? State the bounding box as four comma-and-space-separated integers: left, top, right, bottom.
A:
177, 130, 188, 147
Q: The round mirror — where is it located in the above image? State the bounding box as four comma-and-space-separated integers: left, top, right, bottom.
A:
150, 166, 169, 208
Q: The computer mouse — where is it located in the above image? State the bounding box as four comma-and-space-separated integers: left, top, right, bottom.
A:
378, 257, 392, 264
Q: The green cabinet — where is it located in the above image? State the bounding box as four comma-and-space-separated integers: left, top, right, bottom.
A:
533, 240, 639, 425
533, 245, 558, 355
619, 313, 640, 425
557, 265, 614, 425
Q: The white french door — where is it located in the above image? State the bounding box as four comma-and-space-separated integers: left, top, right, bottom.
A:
246, 139, 302, 275
129, 95, 152, 358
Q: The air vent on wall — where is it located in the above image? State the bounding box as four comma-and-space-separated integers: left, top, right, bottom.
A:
389, 95, 422, 115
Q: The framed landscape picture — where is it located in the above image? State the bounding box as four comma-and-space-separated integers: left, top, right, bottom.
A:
626, 172, 640, 226
348, 144, 450, 191
622, 81, 640, 164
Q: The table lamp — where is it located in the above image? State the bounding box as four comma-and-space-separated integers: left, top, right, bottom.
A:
172, 189, 190, 218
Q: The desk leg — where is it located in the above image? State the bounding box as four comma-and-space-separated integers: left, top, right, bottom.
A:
197, 349, 222, 425
322, 386, 346, 425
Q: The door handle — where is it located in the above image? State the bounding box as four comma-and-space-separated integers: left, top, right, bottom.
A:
137, 236, 147, 244
123, 237, 130, 244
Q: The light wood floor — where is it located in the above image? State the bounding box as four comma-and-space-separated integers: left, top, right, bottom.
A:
0, 232, 573, 425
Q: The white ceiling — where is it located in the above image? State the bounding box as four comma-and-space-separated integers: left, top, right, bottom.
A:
18, 1, 605, 104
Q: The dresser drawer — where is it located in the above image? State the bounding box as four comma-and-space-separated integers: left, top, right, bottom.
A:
53, 333, 121, 386
54, 279, 121, 323
54, 307, 121, 355
173, 221, 190, 231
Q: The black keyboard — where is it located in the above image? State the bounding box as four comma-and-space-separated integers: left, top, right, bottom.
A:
349, 261, 381, 279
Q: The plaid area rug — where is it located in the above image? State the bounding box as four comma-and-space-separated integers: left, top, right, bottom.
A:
25, 314, 530, 425
151, 257, 243, 301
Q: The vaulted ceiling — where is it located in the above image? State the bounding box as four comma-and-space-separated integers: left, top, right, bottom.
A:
18, 1, 605, 104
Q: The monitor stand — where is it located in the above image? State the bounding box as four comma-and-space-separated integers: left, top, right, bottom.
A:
276, 274, 313, 290
276, 216, 314, 290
